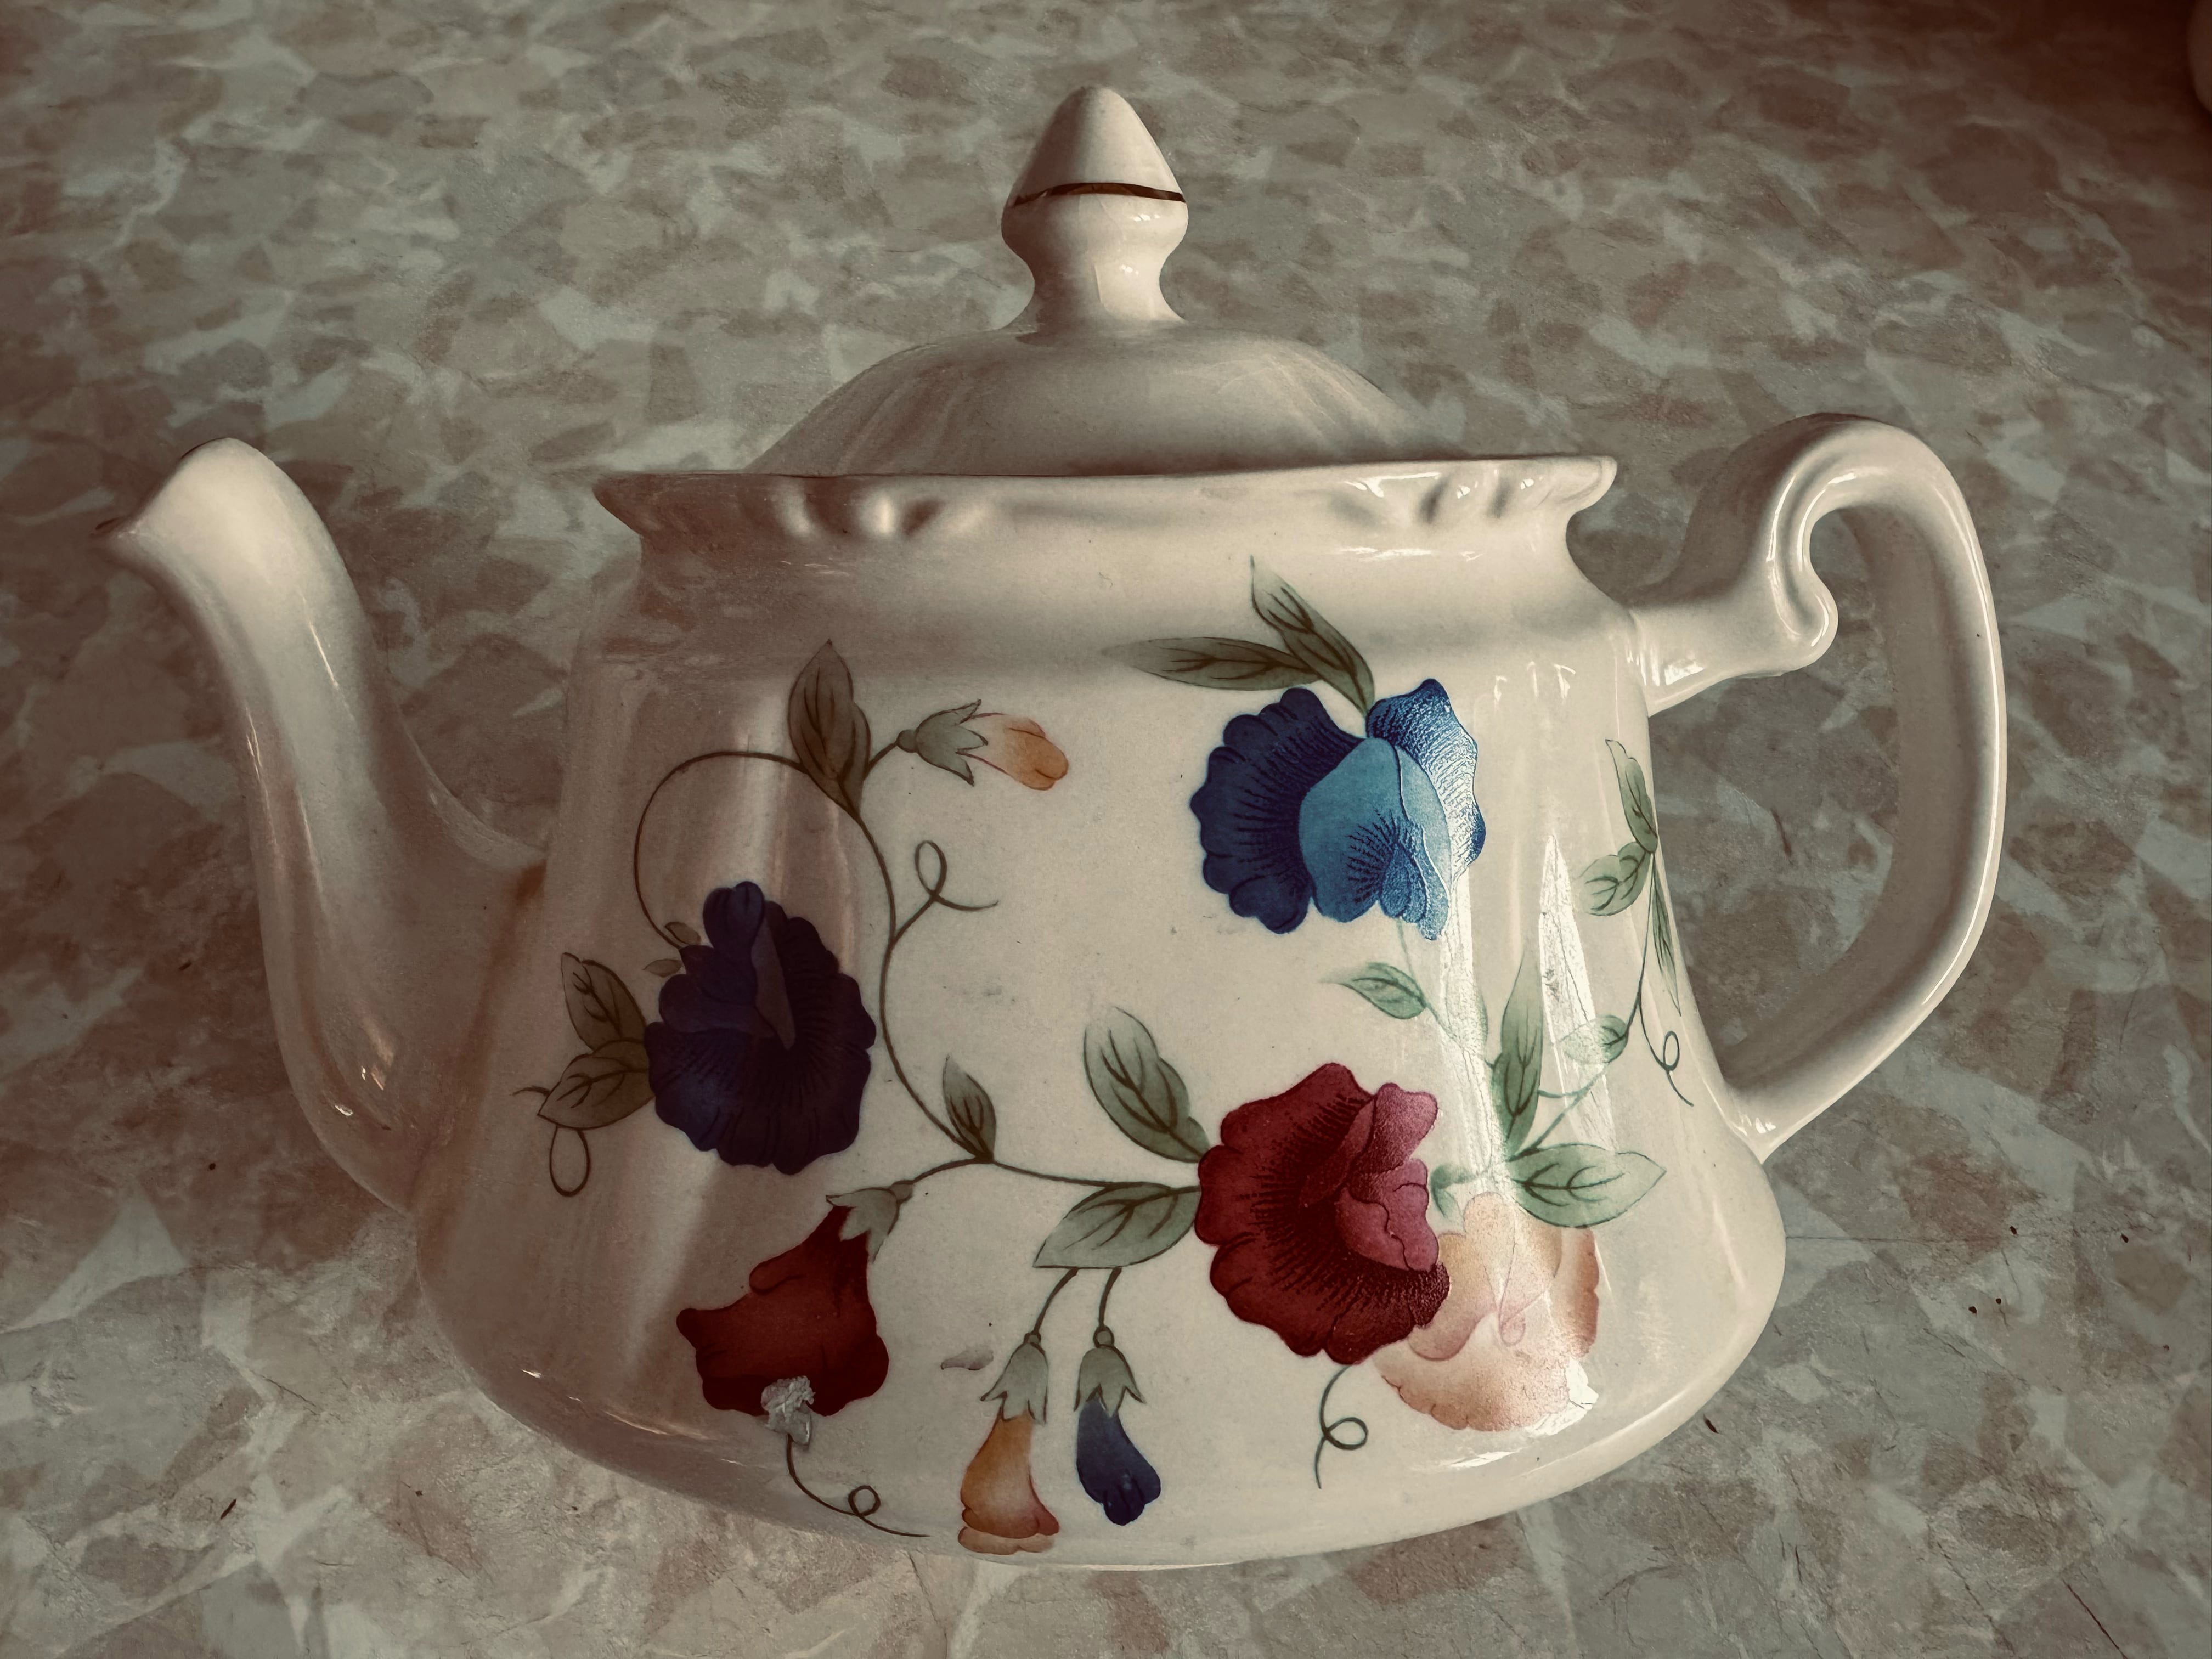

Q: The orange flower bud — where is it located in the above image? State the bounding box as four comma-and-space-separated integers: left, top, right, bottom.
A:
969, 714, 1069, 791
956, 1409, 1059, 1555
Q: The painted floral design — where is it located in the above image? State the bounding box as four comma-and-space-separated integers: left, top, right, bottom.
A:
894, 699, 1071, 791
1075, 1402, 1159, 1525
512, 598, 1685, 1537
969, 713, 1070, 789
644, 882, 877, 1175
1194, 1063, 1449, 1364
520, 652, 1114, 1534
961, 1334, 1060, 1555
1186, 689, 1353, 932
1190, 680, 1483, 939
674, 1205, 890, 1417
1074, 1330, 1160, 1525
1373, 1194, 1600, 1432
1118, 584, 1679, 1487
1115, 565, 1482, 939
960, 1413, 1059, 1555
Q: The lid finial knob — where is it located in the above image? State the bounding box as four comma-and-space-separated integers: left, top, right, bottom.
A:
1000, 87, 1187, 334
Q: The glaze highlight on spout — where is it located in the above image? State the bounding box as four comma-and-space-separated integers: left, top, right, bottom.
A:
99, 438, 544, 1210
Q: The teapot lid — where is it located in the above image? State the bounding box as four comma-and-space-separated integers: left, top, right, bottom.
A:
743, 88, 1471, 477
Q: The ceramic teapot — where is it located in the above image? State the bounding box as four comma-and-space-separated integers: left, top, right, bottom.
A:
101, 88, 2004, 1566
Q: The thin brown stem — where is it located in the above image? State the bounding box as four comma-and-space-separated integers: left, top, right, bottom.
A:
1027, 1268, 1081, 1338
782, 1434, 923, 1538
886, 1155, 1122, 1193
902, 1157, 977, 1186
1094, 1268, 1122, 1334
1625, 898, 1696, 1109
1313, 1364, 1368, 1487
852, 813, 959, 1146
630, 748, 803, 946
995, 1160, 1120, 1189
546, 1124, 589, 1197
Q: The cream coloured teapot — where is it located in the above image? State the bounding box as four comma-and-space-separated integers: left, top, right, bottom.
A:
101, 88, 2004, 1566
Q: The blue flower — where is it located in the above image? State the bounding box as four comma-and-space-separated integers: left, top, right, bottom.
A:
1075, 1396, 1162, 1525
644, 882, 877, 1175
1188, 680, 1485, 939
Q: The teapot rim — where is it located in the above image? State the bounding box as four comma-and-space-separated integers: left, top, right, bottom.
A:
593, 453, 1620, 548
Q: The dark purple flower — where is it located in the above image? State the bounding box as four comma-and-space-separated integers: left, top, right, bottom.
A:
645, 882, 876, 1175
1075, 1397, 1161, 1525
1070, 1330, 1160, 1526
1189, 689, 1359, 933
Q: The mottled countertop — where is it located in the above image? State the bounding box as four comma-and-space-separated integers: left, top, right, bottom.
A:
3, 0, 2209, 1654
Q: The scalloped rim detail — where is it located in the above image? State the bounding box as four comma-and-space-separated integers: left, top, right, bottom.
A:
595, 457, 1618, 554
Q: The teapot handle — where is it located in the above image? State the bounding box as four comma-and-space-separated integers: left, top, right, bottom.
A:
1629, 414, 2006, 1160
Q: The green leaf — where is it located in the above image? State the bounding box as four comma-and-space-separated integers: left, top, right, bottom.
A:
1250, 564, 1375, 713
1606, 738, 1660, 854
1082, 1011, 1209, 1163
1559, 1014, 1630, 1068
1330, 961, 1427, 1020
941, 1057, 998, 1160
1578, 839, 1651, 916
1107, 637, 1318, 691
560, 954, 646, 1049
537, 1039, 653, 1129
897, 699, 986, 784
1490, 949, 1545, 1156
1651, 863, 1681, 1009
1034, 1183, 1200, 1269
787, 641, 872, 817
1427, 1161, 1477, 1224
1505, 1143, 1664, 1227
665, 921, 701, 947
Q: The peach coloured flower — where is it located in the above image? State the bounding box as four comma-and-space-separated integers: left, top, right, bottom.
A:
969, 714, 1069, 790
957, 1410, 1059, 1556
1372, 1193, 1600, 1432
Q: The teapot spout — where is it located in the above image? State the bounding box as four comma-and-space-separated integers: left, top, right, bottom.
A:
100, 439, 543, 1210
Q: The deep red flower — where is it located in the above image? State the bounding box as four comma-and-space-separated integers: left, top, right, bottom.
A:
675, 1207, 890, 1416
1194, 1063, 1448, 1364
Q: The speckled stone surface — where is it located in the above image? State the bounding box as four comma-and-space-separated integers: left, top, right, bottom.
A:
3, 0, 2209, 1654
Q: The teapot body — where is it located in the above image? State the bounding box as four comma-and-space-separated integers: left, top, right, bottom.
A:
410, 459, 1786, 1565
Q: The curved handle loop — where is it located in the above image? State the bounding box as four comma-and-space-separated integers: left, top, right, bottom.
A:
1630, 415, 2006, 1160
